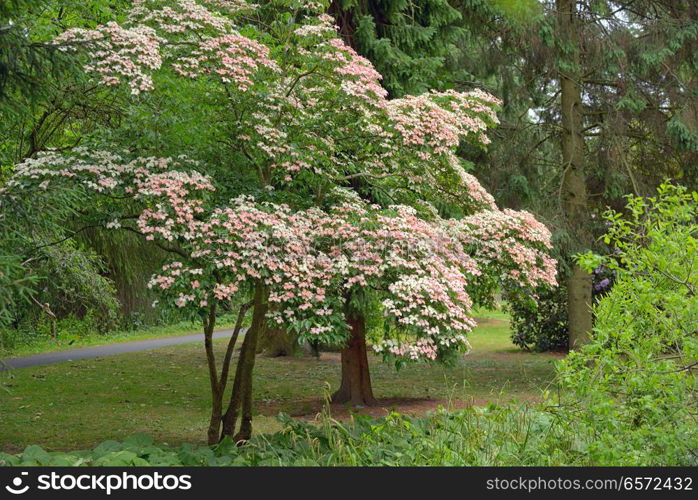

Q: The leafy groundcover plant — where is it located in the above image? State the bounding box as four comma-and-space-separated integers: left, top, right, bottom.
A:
0, 407, 586, 467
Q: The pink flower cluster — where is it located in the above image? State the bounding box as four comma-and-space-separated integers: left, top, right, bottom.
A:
448, 156, 498, 210
7, 150, 215, 238
54, 1, 271, 94
141, 196, 343, 333
327, 200, 480, 360
54, 22, 162, 94
293, 13, 339, 37
321, 38, 387, 102
172, 33, 277, 90
8, 148, 558, 363
292, 13, 387, 103
10, 149, 165, 191
50, 1, 505, 203
200, 0, 253, 13
387, 90, 501, 156
455, 209, 558, 289
130, 0, 235, 33
137, 170, 213, 242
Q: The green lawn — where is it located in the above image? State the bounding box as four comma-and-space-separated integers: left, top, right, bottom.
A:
0, 312, 562, 452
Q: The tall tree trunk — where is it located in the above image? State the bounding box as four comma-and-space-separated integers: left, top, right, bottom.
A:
221, 283, 267, 441
557, 0, 593, 348
331, 308, 376, 406
567, 265, 592, 348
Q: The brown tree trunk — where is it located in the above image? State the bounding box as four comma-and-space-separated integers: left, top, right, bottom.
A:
221, 284, 267, 442
220, 341, 245, 439
234, 358, 255, 443
201, 303, 223, 446
331, 309, 376, 406
568, 264, 593, 348
256, 325, 297, 357
558, 0, 593, 348
207, 390, 223, 446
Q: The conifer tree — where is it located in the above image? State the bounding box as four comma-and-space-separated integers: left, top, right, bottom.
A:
329, 0, 465, 97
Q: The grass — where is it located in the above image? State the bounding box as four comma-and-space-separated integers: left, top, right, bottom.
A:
0, 315, 242, 359
0, 311, 562, 453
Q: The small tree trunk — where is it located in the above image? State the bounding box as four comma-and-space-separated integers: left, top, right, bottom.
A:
234, 365, 255, 443
331, 309, 376, 406
202, 303, 224, 446
207, 389, 223, 446
221, 283, 267, 441
230, 327, 259, 443
220, 344, 244, 439
30, 296, 57, 339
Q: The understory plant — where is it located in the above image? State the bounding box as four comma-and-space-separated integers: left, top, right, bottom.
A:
556, 182, 697, 464
3, 399, 688, 466
0, 407, 586, 466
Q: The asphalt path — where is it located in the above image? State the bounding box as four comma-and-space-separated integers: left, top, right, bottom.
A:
0, 328, 237, 371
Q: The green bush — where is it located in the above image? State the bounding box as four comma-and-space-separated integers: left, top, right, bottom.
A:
508, 263, 615, 352
508, 285, 569, 352
557, 183, 697, 465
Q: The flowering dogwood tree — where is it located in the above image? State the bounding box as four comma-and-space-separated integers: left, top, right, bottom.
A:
5, 0, 559, 439
5, 145, 557, 432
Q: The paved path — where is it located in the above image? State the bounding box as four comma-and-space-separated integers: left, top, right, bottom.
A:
0, 329, 237, 371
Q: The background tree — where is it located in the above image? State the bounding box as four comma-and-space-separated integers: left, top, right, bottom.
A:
436, 0, 698, 349
556, 0, 592, 346
328, 0, 466, 97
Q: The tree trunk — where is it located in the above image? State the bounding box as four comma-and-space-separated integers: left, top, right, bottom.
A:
256, 325, 297, 357
568, 263, 593, 348
221, 283, 267, 442
234, 357, 255, 443
207, 389, 223, 446
558, 0, 592, 348
202, 304, 223, 446
199, 297, 251, 445
331, 309, 376, 406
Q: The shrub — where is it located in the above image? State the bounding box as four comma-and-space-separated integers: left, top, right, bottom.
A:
556, 182, 697, 464
508, 264, 615, 352
508, 285, 569, 352
0, 408, 585, 467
